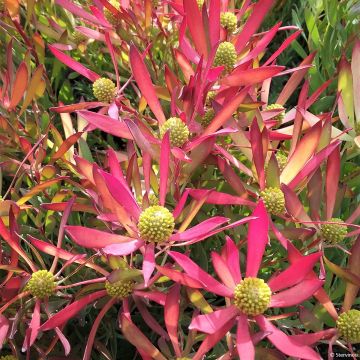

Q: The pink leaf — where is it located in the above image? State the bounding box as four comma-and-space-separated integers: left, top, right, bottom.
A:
188, 189, 254, 207
189, 306, 238, 334
143, 244, 155, 287
221, 66, 284, 86
245, 201, 268, 277
211, 251, 236, 289
193, 318, 236, 360
170, 216, 229, 242
156, 265, 204, 288
0, 315, 9, 349
222, 236, 242, 284
41, 291, 107, 331
55, 0, 101, 24
268, 252, 322, 292
101, 170, 141, 220
183, 0, 208, 57
48, 45, 100, 82
250, 119, 266, 189
235, 0, 274, 53
255, 315, 321, 360
78, 110, 133, 139
130, 45, 166, 124
208, 0, 220, 47
270, 279, 324, 308
352, 39, 360, 122
236, 314, 254, 360
50, 102, 106, 113
169, 251, 233, 297
164, 285, 181, 357
102, 240, 144, 256
65, 226, 137, 248
54, 327, 71, 356
203, 87, 249, 135
160, 132, 170, 206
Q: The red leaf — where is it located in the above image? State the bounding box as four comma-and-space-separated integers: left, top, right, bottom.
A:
49, 45, 100, 82
130, 45, 166, 124
183, 0, 208, 57
41, 291, 107, 331
9, 62, 28, 109
235, 0, 274, 53
221, 66, 284, 86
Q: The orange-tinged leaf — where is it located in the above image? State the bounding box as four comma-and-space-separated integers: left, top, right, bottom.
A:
17, 177, 68, 205
33, 33, 45, 63
324, 256, 360, 287
121, 315, 167, 360
280, 121, 322, 185
5, 0, 19, 17
20, 65, 44, 115
9, 62, 28, 110
276, 53, 315, 105
51, 132, 83, 161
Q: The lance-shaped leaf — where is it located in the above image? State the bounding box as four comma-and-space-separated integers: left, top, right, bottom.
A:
130, 45, 166, 124
156, 265, 204, 288
221, 66, 284, 87
236, 314, 255, 359
20, 65, 44, 114
246, 201, 268, 278
65, 226, 138, 249
208, 0, 220, 47
78, 110, 133, 139
255, 315, 321, 360
159, 132, 170, 206
169, 251, 233, 297
183, 0, 208, 58
211, 251, 236, 289
338, 56, 354, 127
250, 119, 266, 189
235, 0, 274, 53
344, 236, 360, 311
270, 279, 324, 307
276, 52, 316, 105
268, 252, 322, 292
56, 0, 101, 24
325, 146, 340, 219
352, 39, 360, 122
0, 315, 9, 349
188, 189, 254, 207
9, 62, 28, 110
121, 315, 167, 360
280, 121, 322, 185
190, 306, 239, 334
49, 45, 100, 82
41, 291, 107, 330
164, 285, 181, 357
324, 256, 360, 287
203, 87, 249, 135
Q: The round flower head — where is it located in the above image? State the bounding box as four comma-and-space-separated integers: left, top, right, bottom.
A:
104, 0, 121, 26
200, 109, 215, 128
72, 31, 87, 45
159, 117, 190, 147
206, 90, 216, 106
320, 218, 347, 244
105, 279, 134, 299
266, 103, 285, 124
136, 193, 159, 208
93, 78, 116, 103
234, 278, 271, 316
275, 152, 287, 172
138, 206, 175, 243
0, 356, 18, 360
260, 187, 286, 215
214, 42, 237, 72
336, 309, 360, 344
220, 12, 237, 33
26, 270, 56, 298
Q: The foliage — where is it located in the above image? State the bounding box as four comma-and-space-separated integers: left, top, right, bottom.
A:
0, 0, 359, 359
